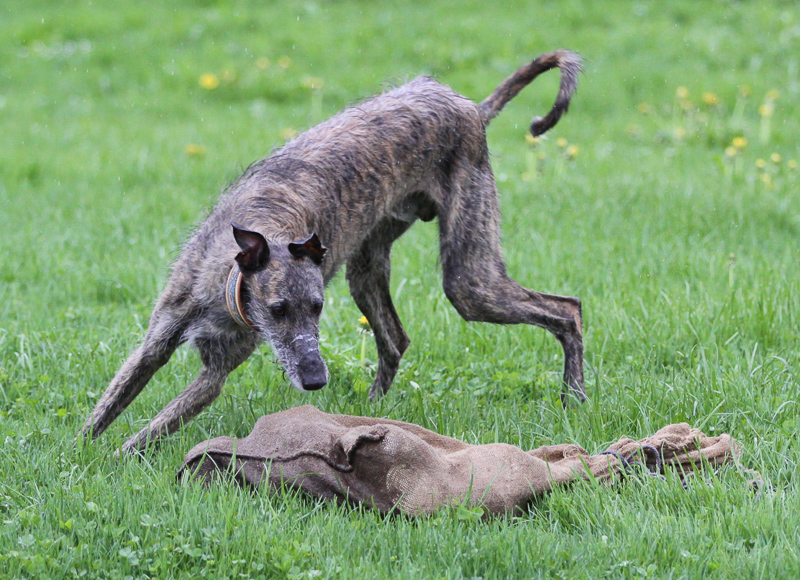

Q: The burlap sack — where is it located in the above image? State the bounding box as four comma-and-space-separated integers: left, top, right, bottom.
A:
178, 405, 738, 516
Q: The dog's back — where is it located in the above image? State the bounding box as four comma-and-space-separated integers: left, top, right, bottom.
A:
195, 77, 486, 279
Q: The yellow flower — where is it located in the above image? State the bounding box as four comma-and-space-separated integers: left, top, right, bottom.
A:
565, 145, 579, 159
673, 127, 686, 139
725, 146, 737, 157
760, 173, 772, 186
301, 76, 325, 90
256, 56, 271, 70
738, 85, 751, 98
676, 86, 689, 99
770, 153, 782, 164
277, 56, 292, 69
766, 88, 780, 101
788, 159, 798, 170
702, 92, 719, 105
279, 127, 297, 140
198, 73, 219, 90
755, 158, 767, 169
525, 133, 541, 146
626, 124, 642, 138
359, 315, 371, 330
556, 137, 568, 148
185, 143, 207, 157
731, 136, 747, 149
759, 103, 774, 117
637, 102, 650, 114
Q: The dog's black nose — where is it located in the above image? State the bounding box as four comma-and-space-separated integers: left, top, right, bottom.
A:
299, 352, 327, 391
302, 379, 327, 391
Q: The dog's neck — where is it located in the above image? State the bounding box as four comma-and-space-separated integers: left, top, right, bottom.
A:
225, 264, 257, 330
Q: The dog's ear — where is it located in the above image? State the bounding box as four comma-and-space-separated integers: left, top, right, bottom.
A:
232, 223, 270, 272
288, 233, 327, 265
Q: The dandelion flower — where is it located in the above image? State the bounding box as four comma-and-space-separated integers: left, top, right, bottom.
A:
788, 159, 798, 170
759, 103, 774, 117
301, 76, 324, 90
198, 73, 219, 90
732, 136, 747, 149
725, 146, 737, 157
766, 88, 780, 101
256, 56, 271, 70
676, 86, 689, 99
524, 133, 540, 145
359, 315, 371, 330
626, 124, 642, 138
279, 127, 297, 140
770, 152, 782, 164
702, 92, 719, 105
185, 143, 207, 157
760, 173, 772, 186
755, 158, 767, 169
565, 145, 579, 159
277, 56, 292, 69
673, 127, 686, 139
556, 137, 568, 148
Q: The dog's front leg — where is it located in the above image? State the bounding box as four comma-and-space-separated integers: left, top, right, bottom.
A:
79, 313, 187, 441
120, 366, 227, 454
120, 333, 258, 454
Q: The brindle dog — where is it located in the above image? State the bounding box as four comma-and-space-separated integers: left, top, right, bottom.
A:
80, 50, 585, 454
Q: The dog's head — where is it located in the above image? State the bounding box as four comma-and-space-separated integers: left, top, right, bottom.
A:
232, 223, 328, 392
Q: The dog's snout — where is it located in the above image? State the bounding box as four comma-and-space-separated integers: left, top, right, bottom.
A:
299, 351, 327, 392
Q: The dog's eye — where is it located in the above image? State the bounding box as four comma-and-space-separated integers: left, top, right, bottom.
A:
270, 305, 287, 318
311, 302, 323, 315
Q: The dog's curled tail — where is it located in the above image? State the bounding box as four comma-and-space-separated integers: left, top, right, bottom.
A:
479, 50, 583, 136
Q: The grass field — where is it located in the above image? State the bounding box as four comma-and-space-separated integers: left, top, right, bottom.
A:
2, 0, 800, 577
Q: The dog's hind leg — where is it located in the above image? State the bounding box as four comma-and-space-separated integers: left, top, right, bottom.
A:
119, 331, 259, 454
346, 217, 415, 400
79, 309, 188, 441
437, 164, 585, 406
